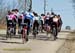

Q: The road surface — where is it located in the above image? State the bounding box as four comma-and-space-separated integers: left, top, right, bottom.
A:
0, 29, 71, 53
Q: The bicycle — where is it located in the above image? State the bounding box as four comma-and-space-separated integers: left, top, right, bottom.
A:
50, 17, 59, 40
6, 22, 14, 39
33, 26, 37, 39
21, 23, 28, 44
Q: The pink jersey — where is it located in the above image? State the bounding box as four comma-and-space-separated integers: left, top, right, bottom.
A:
7, 14, 16, 20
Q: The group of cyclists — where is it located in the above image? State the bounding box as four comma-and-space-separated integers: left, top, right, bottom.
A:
6, 9, 63, 42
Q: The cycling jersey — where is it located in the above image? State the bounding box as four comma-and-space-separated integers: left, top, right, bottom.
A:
33, 16, 39, 21
6, 14, 16, 21
45, 15, 50, 25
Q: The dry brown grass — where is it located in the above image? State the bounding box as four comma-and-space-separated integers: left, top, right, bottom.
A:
0, 24, 6, 29
0, 24, 19, 29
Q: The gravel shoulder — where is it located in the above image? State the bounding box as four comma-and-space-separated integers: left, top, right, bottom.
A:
57, 32, 75, 53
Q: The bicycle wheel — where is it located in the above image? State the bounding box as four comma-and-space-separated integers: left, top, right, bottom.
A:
22, 29, 25, 44
22, 29, 28, 44
33, 27, 37, 39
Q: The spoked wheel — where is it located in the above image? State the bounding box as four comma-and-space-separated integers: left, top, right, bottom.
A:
10, 28, 14, 39
58, 26, 61, 32
6, 32, 12, 39
6, 28, 12, 39
22, 30, 25, 44
25, 35, 28, 41
22, 35, 28, 44
33, 32, 36, 39
6, 33, 9, 39
10, 33, 13, 39
22, 29, 28, 44
6, 28, 10, 39
46, 26, 50, 36
50, 27, 56, 41
6, 31, 9, 39
39, 25, 43, 33
33, 27, 37, 39
46, 30, 48, 36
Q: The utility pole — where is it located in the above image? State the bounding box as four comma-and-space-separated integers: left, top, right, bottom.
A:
24, 0, 26, 12
44, 0, 46, 15
30, 0, 32, 11
72, 0, 75, 29
51, 8, 53, 13
13, 0, 14, 9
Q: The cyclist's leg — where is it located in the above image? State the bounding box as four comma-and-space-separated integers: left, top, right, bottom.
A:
18, 19, 21, 33
27, 19, 30, 35
6, 22, 9, 35
41, 20, 43, 32
7, 21, 11, 35
33, 22, 35, 31
53, 23, 58, 39
27, 26, 30, 35
37, 21, 39, 34
24, 19, 30, 41
12, 21, 16, 35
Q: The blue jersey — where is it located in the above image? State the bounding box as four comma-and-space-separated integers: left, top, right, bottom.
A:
25, 13, 34, 20
23, 12, 34, 27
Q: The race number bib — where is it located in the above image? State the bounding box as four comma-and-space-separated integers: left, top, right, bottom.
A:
8, 17, 12, 20
46, 17, 49, 20
53, 18, 58, 22
7, 15, 14, 20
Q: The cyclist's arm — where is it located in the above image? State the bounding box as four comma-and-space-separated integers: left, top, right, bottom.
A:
6, 16, 8, 24
59, 18, 63, 25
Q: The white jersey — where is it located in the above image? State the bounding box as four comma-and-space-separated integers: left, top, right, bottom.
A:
50, 15, 54, 17
33, 16, 39, 21
53, 18, 59, 22
40, 16, 45, 24
14, 12, 20, 18
41, 16, 44, 21
45, 15, 50, 20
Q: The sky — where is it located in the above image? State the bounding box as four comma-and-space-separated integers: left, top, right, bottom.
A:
32, 0, 75, 29
0, 0, 75, 29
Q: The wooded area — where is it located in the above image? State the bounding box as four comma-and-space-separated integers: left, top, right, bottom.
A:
0, 0, 32, 25
0, 0, 32, 18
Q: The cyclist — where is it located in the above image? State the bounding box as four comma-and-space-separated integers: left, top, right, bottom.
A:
44, 12, 50, 25
11, 9, 18, 35
6, 10, 11, 35
25, 10, 34, 35
50, 15, 59, 39
22, 10, 33, 41
40, 14, 45, 32
33, 12, 39, 34
44, 12, 50, 31
57, 14, 63, 32
6, 10, 17, 35
48, 12, 55, 30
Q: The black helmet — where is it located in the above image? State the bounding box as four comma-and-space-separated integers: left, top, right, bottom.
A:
51, 12, 55, 15
41, 14, 45, 16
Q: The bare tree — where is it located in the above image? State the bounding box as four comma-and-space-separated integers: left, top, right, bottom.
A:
0, 0, 3, 18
